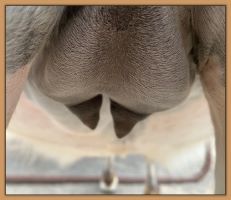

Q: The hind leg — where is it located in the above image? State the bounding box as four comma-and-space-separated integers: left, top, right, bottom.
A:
192, 6, 225, 194
200, 56, 225, 194
6, 6, 65, 126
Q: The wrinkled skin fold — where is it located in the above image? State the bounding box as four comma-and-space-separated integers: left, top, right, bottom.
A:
6, 6, 225, 194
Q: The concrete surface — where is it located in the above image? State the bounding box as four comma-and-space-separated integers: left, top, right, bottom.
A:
6, 135, 215, 195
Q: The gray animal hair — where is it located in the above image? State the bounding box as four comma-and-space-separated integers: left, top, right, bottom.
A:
6, 6, 65, 73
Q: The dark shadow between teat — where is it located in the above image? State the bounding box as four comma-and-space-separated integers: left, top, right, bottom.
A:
67, 95, 102, 129
110, 100, 149, 139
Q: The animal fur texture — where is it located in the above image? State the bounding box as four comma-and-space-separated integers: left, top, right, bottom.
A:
6, 6, 225, 194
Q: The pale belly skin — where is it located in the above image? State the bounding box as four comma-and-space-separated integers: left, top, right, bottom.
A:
7, 77, 214, 167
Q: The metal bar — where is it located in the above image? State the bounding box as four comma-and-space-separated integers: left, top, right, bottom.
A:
6, 146, 211, 185
6, 176, 145, 184
159, 145, 211, 184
